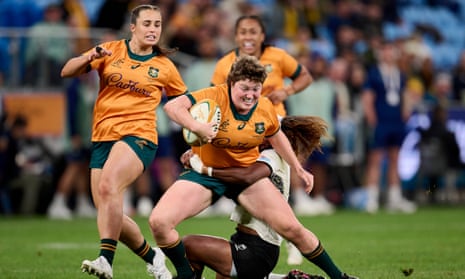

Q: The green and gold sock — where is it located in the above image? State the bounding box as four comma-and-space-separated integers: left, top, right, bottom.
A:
161, 239, 194, 278
99, 238, 117, 266
303, 241, 342, 279
133, 239, 155, 264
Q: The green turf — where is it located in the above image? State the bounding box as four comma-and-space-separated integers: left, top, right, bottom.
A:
1, 205, 464, 279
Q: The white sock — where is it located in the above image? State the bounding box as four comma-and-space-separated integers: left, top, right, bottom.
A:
388, 185, 403, 202
366, 185, 379, 199
77, 194, 91, 207
51, 193, 66, 206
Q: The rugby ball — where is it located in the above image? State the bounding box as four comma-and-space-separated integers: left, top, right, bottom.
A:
182, 99, 221, 146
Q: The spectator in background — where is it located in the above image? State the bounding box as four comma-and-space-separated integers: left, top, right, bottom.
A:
164, 0, 215, 56
287, 51, 336, 217
452, 50, 465, 104
0, 114, 50, 215
333, 24, 359, 64
0, 115, 28, 215
402, 77, 426, 120
0, 39, 8, 85
262, 0, 305, 42
330, 57, 362, 192
431, 72, 454, 107
325, 0, 354, 43
360, 33, 383, 70
402, 32, 432, 76
415, 56, 436, 93
274, 25, 312, 58
354, 1, 383, 41
23, 3, 73, 87
330, 58, 352, 151
417, 104, 462, 204
301, 0, 327, 39
0, 115, 28, 211
346, 61, 367, 165
63, 0, 93, 54
47, 73, 97, 220
361, 39, 417, 214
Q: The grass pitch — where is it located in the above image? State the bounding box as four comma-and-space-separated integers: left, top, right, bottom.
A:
0, 205, 464, 279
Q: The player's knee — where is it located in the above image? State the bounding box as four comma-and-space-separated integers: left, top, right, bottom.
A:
96, 178, 118, 201
148, 212, 171, 236
277, 220, 304, 240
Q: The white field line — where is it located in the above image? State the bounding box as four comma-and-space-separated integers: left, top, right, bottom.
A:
38, 242, 97, 250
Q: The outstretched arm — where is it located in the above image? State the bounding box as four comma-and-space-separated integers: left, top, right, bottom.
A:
183, 150, 272, 187
211, 162, 271, 187
61, 46, 112, 77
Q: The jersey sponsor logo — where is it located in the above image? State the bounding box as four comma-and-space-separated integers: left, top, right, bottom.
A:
106, 73, 152, 96
111, 59, 125, 68
255, 122, 265, 134
234, 243, 247, 251
148, 67, 159, 78
211, 137, 251, 151
237, 121, 246, 130
135, 139, 148, 150
219, 119, 229, 132
131, 63, 141, 69
264, 64, 272, 74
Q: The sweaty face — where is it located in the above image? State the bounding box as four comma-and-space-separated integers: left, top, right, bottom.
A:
231, 79, 262, 114
131, 9, 162, 47
235, 19, 265, 57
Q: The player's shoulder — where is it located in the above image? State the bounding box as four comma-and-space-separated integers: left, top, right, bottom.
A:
257, 96, 274, 109
101, 39, 125, 51
263, 46, 289, 56
218, 50, 237, 63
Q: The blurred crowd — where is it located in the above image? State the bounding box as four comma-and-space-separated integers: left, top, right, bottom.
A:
1, 0, 465, 218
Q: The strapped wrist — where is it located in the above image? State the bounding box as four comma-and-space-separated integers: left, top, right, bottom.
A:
201, 166, 213, 177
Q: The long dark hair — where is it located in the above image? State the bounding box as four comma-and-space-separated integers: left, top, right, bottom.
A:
130, 4, 177, 56
281, 116, 329, 159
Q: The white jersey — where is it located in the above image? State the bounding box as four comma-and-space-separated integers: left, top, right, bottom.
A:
229, 149, 291, 246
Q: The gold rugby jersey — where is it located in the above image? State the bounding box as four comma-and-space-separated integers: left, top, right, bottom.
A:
86, 39, 187, 144
188, 84, 280, 168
